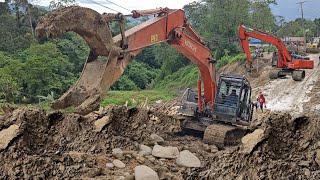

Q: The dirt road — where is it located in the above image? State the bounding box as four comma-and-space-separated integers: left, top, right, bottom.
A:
261, 53, 320, 115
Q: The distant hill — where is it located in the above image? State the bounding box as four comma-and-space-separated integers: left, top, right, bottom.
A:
271, 0, 320, 21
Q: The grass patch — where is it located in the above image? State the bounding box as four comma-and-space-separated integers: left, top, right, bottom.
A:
101, 90, 176, 107
216, 53, 246, 69
155, 65, 199, 90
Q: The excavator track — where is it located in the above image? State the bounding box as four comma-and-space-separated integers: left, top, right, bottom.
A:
203, 123, 247, 148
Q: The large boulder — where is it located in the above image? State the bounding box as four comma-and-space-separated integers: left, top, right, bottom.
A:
0, 124, 20, 151
134, 165, 159, 180
176, 150, 201, 167
241, 129, 265, 154
94, 115, 111, 132
152, 145, 179, 159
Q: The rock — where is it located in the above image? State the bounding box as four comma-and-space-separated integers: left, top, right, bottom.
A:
176, 150, 201, 167
316, 149, 320, 166
210, 145, 219, 153
115, 176, 125, 180
241, 129, 265, 154
106, 163, 114, 169
298, 161, 310, 167
134, 165, 159, 180
152, 145, 179, 159
139, 144, 152, 156
112, 159, 126, 169
124, 174, 135, 180
150, 115, 159, 121
0, 124, 20, 151
112, 148, 124, 159
94, 115, 111, 132
150, 134, 164, 144
136, 155, 146, 164
304, 168, 311, 177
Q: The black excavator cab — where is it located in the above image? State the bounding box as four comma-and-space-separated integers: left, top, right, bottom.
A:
178, 74, 253, 147
213, 74, 253, 125
179, 74, 253, 132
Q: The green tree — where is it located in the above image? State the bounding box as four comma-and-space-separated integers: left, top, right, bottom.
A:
0, 70, 19, 102
250, 1, 276, 31
18, 43, 75, 102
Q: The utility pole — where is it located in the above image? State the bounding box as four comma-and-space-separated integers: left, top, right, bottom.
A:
297, 1, 307, 53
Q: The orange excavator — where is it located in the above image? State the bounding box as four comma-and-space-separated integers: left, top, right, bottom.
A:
36, 7, 253, 146
238, 25, 314, 81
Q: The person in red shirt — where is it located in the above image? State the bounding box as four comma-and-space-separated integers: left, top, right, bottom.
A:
257, 91, 266, 112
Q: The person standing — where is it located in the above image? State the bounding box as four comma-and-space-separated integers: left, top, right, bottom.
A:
257, 91, 266, 112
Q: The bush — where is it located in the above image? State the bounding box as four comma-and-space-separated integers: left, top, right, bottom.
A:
216, 53, 246, 69
111, 75, 138, 91
155, 65, 199, 90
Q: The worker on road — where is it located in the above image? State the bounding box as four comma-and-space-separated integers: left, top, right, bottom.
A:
257, 91, 266, 112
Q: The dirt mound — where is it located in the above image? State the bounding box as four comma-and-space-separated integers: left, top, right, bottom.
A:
1, 107, 319, 179
186, 113, 320, 179
218, 54, 273, 95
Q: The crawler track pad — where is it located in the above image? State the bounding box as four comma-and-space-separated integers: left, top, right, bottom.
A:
204, 124, 247, 148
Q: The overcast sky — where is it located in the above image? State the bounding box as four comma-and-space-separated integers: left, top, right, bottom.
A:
33, 0, 196, 14
30, 0, 320, 20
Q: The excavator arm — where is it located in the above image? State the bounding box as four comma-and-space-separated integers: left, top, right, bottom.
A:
36, 7, 216, 113
238, 25, 314, 71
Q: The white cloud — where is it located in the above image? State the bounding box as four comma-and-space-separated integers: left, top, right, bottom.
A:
33, 0, 197, 14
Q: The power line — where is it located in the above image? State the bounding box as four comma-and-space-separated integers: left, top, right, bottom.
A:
102, 0, 131, 12
85, 0, 120, 13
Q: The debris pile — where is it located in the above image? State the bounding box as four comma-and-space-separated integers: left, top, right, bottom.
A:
0, 106, 320, 179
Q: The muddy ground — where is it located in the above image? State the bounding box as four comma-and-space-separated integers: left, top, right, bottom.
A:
1, 54, 320, 179
1, 106, 320, 179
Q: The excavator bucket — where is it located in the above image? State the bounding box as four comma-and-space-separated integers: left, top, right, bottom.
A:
36, 6, 131, 114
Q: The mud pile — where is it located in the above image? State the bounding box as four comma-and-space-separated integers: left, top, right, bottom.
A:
187, 113, 320, 179
1, 107, 320, 179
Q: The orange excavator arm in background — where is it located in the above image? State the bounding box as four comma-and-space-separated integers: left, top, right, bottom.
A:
111, 8, 216, 111
238, 25, 314, 70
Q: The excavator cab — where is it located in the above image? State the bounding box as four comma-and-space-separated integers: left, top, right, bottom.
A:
179, 74, 252, 147
213, 74, 253, 125
179, 75, 252, 125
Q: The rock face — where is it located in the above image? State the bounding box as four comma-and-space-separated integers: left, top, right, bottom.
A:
139, 144, 152, 156
176, 150, 201, 168
113, 159, 125, 169
152, 145, 179, 159
241, 129, 265, 154
134, 165, 159, 180
0, 124, 20, 151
